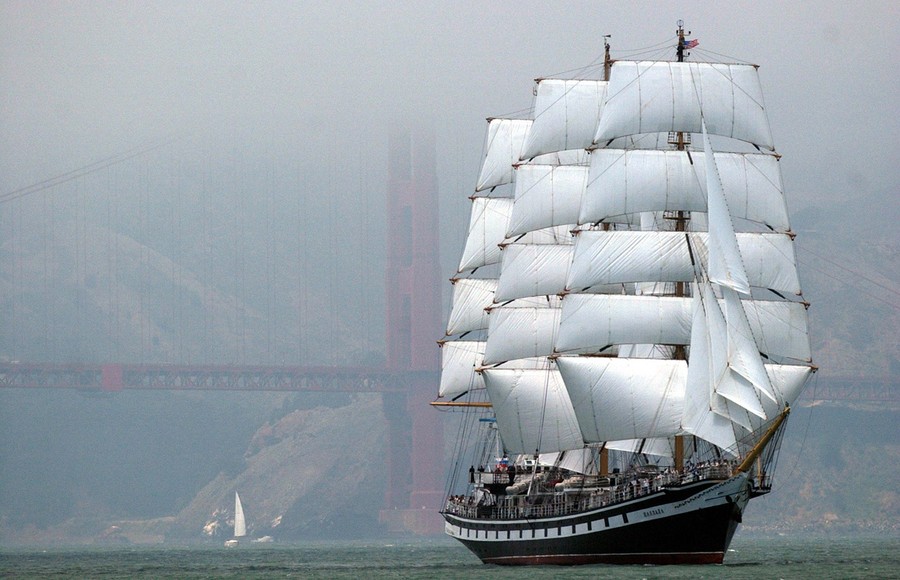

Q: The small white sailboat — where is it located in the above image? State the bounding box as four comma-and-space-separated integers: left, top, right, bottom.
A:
224, 492, 247, 547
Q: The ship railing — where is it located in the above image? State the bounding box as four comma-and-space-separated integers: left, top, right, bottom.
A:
473, 471, 512, 485
676, 462, 734, 485
446, 462, 736, 521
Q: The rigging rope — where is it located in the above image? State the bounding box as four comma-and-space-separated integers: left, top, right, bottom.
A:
779, 372, 818, 486
688, 47, 755, 65
613, 36, 678, 56
0, 138, 178, 204
798, 244, 900, 300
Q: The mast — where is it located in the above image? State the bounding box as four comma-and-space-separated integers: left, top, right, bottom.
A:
601, 35, 613, 236
676, 20, 686, 63
603, 35, 612, 81
672, 20, 690, 471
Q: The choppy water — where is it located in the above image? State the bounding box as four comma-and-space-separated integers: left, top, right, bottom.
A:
2, 534, 897, 579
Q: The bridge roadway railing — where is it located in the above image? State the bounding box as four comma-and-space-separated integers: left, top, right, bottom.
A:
0, 363, 893, 401
0, 362, 439, 393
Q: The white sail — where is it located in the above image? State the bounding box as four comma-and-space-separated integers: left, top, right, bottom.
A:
555, 294, 691, 354
722, 287, 778, 404
538, 447, 597, 474
605, 437, 675, 458
482, 368, 584, 455
741, 299, 812, 362
594, 61, 774, 150
458, 197, 513, 272
439, 341, 555, 398
476, 118, 532, 192
521, 79, 608, 159
555, 293, 810, 362
439, 341, 486, 398
483, 298, 561, 365
765, 364, 813, 411
460, 195, 578, 273
567, 231, 800, 294
703, 122, 751, 295
682, 287, 740, 452
557, 357, 685, 443
233, 492, 246, 538
745, 364, 814, 435
509, 164, 588, 236
581, 149, 789, 231
699, 284, 768, 420
446, 278, 497, 336
495, 244, 574, 302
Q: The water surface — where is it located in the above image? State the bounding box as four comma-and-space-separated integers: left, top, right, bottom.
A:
2, 534, 897, 579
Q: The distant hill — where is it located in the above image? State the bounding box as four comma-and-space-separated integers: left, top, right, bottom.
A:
792, 196, 900, 381
742, 403, 899, 535
169, 393, 387, 541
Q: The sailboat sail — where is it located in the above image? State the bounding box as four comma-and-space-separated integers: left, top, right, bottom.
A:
436, 26, 814, 566
233, 492, 246, 538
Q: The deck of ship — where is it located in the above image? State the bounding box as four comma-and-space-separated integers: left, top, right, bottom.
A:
444, 461, 749, 521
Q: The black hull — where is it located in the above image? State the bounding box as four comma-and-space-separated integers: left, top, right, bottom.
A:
443, 475, 750, 565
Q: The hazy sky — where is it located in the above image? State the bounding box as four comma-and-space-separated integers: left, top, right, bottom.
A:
3, 1, 897, 200
0, 1, 897, 350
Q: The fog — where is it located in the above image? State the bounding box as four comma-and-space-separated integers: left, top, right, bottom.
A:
3, 2, 898, 278
0, 1, 897, 540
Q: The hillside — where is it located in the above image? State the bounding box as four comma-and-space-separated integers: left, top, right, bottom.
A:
741, 403, 900, 535
169, 393, 387, 541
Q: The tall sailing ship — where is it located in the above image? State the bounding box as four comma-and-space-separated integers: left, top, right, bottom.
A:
434, 24, 815, 565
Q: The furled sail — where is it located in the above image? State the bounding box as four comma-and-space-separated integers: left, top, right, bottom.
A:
594, 61, 774, 150
520, 79, 608, 160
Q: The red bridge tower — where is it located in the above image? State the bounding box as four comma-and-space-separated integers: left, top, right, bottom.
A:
380, 127, 445, 534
